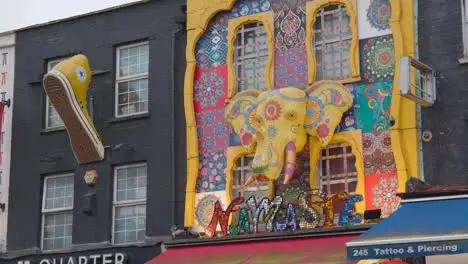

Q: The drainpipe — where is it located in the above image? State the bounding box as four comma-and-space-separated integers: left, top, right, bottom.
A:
171, 21, 185, 227
414, 0, 425, 181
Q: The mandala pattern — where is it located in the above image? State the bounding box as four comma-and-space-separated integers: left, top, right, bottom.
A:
360, 35, 395, 83
196, 150, 227, 193
274, 47, 308, 89
193, 65, 227, 111
305, 97, 325, 128
196, 109, 229, 154
362, 130, 396, 175
356, 81, 393, 133
366, 0, 392, 31
273, 0, 306, 51
194, 192, 226, 231
196, 23, 228, 69
264, 100, 282, 121
229, 0, 272, 18
365, 172, 400, 215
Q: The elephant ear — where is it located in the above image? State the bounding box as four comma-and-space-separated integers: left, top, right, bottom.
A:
304, 80, 353, 146
225, 90, 260, 152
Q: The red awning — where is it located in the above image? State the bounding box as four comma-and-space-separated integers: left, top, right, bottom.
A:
146, 235, 359, 264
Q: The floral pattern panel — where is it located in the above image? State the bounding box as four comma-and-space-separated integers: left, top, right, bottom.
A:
362, 130, 396, 175
193, 65, 227, 112
360, 34, 395, 83
229, 0, 272, 18
272, 0, 307, 52
358, 0, 392, 39
364, 172, 400, 216
274, 47, 308, 89
196, 150, 227, 193
356, 81, 392, 133
196, 109, 229, 155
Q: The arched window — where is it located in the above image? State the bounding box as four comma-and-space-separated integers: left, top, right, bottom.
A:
318, 143, 357, 224
314, 5, 352, 80
306, 0, 359, 83
234, 22, 268, 93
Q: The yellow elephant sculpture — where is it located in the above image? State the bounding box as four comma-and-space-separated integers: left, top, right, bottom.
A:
225, 80, 353, 185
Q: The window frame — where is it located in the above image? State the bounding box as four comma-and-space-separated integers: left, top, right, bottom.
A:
115, 41, 150, 118
231, 154, 269, 199
233, 22, 269, 93
227, 12, 274, 99
40, 173, 74, 251
306, 0, 360, 84
45, 59, 66, 130
111, 163, 147, 245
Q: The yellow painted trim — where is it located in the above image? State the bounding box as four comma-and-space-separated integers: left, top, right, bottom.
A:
309, 130, 365, 214
306, 0, 360, 84
227, 12, 275, 98
184, 0, 238, 227
388, 0, 418, 193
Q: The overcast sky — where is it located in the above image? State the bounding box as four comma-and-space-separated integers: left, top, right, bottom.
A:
0, 0, 141, 33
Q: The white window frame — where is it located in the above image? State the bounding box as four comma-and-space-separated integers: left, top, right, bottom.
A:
112, 163, 147, 245
41, 173, 74, 251
461, 0, 468, 61
45, 59, 66, 129
115, 41, 149, 118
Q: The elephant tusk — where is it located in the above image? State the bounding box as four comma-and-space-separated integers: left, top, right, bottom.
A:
283, 142, 296, 184
243, 176, 256, 187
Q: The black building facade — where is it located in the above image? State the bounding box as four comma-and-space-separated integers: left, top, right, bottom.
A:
419, 0, 468, 186
1, 1, 187, 263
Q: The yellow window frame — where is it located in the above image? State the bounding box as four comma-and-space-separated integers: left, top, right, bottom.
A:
306, 0, 360, 84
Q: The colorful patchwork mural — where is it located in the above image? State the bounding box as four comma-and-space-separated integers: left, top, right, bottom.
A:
186, 0, 416, 229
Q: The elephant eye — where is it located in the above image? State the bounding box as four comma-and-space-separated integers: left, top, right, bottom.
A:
286, 111, 297, 121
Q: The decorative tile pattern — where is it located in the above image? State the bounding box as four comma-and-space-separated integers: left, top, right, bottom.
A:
274, 47, 308, 89
195, 24, 228, 69
273, 0, 306, 51
193, 65, 227, 112
337, 84, 359, 132
360, 35, 395, 83
196, 109, 230, 154
356, 81, 393, 133
366, 0, 391, 31
365, 172, 400, 215
362, 130, 396, 175
193, 191, 227, 233
196, 149, 227, 193
229, 0, 272, 18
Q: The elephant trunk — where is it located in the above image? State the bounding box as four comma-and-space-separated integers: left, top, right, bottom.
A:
283, 142, 296, 184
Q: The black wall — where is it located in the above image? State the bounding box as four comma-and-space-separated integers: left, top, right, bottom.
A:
7, 0, 186, 253
419, 0, 468, 185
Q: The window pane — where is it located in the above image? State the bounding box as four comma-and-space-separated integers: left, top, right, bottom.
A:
114, 205, 146, 244
46, 98, 64, 129
313, 5, 352, 80
117, 78, 149, 116
42, 212, 73, 250
44, 175, 74, 210
118, 44, 149, 78
234, 23, 268, 93
115, 164, 147, 202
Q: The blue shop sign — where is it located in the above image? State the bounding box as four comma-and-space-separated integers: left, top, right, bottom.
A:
348, 240, 464, 260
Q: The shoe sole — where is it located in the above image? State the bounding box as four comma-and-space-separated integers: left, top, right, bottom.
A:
43, 70, 104, 164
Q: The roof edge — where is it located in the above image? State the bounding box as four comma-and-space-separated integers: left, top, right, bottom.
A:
0, 0, 150, 34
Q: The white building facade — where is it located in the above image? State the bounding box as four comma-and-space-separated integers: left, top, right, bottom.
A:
0, 32, 15, 252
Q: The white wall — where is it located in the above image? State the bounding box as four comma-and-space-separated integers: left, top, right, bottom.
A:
0, 32, 15, 252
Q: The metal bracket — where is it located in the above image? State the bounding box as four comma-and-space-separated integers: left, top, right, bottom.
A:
1, 93, 10, 108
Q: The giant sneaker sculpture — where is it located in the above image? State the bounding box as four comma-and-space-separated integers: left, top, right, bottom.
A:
43, 55, 104, 164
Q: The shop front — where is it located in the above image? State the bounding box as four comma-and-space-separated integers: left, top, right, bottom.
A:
346, 188, 468, 263
10, 245, 162, 264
